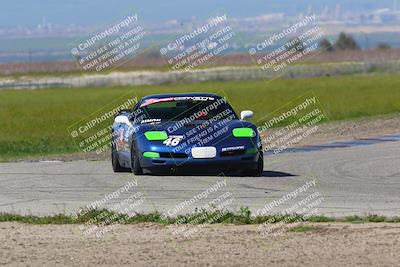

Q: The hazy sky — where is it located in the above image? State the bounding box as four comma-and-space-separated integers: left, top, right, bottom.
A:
1, 0, 396, 27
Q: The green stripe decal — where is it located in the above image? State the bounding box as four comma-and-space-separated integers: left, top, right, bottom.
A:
232, 128, 255, 138
144, 131, 168, 141
143, 152, 160, 158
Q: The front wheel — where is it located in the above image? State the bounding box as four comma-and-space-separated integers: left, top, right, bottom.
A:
244, 152, 264, 177
131, 142, 143, 175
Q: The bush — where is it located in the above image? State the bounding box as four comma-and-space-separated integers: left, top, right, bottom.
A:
377, 42, 391, 50
319, 38, 334, 52
334, 32, 360, 50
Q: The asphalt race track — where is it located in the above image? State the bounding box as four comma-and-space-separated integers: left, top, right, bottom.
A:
0, 141, 399, 217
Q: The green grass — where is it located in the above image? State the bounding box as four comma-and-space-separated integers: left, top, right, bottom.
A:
0, 207, 399, 225
1, 73, 400, 161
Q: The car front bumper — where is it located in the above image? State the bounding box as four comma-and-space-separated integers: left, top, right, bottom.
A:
139, 152, 260, 174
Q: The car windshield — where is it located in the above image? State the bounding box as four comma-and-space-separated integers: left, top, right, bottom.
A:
137, 97, 237, 123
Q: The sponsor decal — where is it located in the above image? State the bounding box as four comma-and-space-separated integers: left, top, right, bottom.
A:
140, 96, 215, 107
140, 118, 162, 124
140, 97, 174, 107
221, 145, 245, 152
116, 129, 124, 151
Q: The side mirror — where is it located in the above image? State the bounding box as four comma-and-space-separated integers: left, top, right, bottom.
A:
240, 110, 254, 120
114, 115, 132, 126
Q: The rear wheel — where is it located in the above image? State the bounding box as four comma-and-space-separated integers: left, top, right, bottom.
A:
131, 142, 143, 175
111, 144, 129, 172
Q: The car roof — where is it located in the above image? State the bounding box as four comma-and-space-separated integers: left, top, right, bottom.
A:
140, 92, 220, 101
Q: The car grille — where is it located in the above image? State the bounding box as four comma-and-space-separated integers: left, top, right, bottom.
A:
220, 149, 246, 157
159, 152, 188, 158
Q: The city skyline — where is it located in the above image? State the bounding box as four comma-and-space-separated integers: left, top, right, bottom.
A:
0, 0, 398, 28
1, 4, 400, 39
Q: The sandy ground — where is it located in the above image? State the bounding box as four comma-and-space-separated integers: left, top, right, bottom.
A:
0, 222, 398, 266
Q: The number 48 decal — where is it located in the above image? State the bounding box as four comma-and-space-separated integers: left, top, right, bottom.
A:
163, 136, 183, 147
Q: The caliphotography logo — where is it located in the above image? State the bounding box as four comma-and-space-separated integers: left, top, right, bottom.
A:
70, 13, 147, 73
248, 14, 329, 81
160, 14, 237, 74
256, 91, 329, 155
67, 93, 139, 155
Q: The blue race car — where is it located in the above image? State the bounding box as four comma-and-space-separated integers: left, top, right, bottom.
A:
111, 93, 263, 176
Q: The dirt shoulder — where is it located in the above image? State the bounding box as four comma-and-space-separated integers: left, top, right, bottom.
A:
286, 113, 400, 147
0, 222, 398, 266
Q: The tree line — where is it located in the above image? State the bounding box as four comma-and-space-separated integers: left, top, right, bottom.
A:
319, 32, 391, 52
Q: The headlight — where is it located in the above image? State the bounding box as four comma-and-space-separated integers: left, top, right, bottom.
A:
232, 128, 256, 138
144, 131, 168, 141
143, 152, 160, 158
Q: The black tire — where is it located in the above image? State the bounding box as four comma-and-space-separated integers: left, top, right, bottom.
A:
131, 142, 143, 175
244, 152, 264, 177
111, 144, 129, 172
